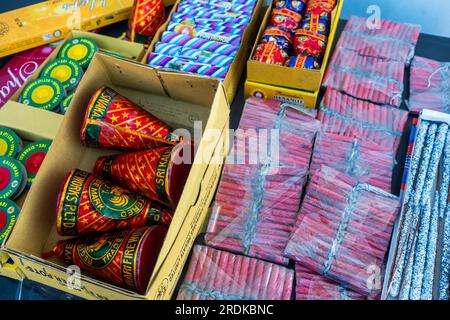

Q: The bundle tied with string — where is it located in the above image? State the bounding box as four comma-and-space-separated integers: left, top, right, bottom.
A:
205, 97, 320, 265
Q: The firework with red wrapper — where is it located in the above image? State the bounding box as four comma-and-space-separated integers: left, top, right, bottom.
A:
80, 86, 180, 150
274, 0, 306, 14
253, 42, 289, 65
285, 54, 320, 69
93, 144, 192, 209
285, 166, 400, 296
56, 169, 173, 236
318, 88, 408, 154
295, 264, 367, 300
301, 13, 329, 35
177, 245, 294, 300
43, 226, 167, 294
270, 8, 302, 32
127, 0, 166, 44
306, 0, 337, 12
205, 97, 320, 265
293, 29, 328, 58
261, 26, 293, 51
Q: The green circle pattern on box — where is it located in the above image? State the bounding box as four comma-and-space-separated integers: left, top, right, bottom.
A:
0, 156, 27, 200
19, 77, 65, 111
0, 198, 20, 242
58, 37, 98, 69
40, 57, 83, 91
60, 91, 75, 114
17, 141, 51, 187
0, 127, 23, 158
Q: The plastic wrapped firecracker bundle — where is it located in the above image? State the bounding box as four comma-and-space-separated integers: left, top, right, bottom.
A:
310, 132, 395, 193
93, 143, 193, 209
318, 88, 409, 154
127, 0, 166, 44
205, 97, 321, 265
43, 226, 167, 294
177, 245, 294, 300
284, 166, 401, 297
295, 264, 367, 300
323, 47, 405, 107
56, 169, 173, 236
409, 56, 450, 114
80, 86, 181, 150
386, 118, 450, 300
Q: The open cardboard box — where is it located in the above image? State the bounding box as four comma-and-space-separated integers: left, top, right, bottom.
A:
247, 0, 344, 93
0, 30, 146, 141
143, 0, 265, 103
2, 54, 230, 300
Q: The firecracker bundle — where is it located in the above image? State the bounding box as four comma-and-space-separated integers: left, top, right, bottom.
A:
44, 86, 193, 294
205, 97, 320, 265
386, 115, 450, 300
310, 132, 395, 192
284, 166, 401, 297
177, 245, 294, 300
252, 0, 338, 69
318, 88, 409, 154
409, 56, 450, 114
146, 0, 258, 79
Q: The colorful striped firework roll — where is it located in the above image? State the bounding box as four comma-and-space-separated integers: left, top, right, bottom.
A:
160, 31, 240, 56
175, 4, 251, 18
400, 117, 419, 198
56, 169, 173, 236
293, 29, 328, 59
270, 8, 302, 32
177, 245, 294, 300
127, 0, 166, 44
167, 21, 244, 36
168, 25, 243, 46
310, 132, 395, 192
93, 144, 192, 209
177, 1, 255, 15
171, 11, 251, 25
147, 53, 228, 79
284, 166, 400, 296
295, 264, 367, 300
43, 226, 167, 294
323, 47, 405, 106
80, 86, 180, 150
154, 43, 235, 67
170, 17, 249, 30
205, 97, 320, 265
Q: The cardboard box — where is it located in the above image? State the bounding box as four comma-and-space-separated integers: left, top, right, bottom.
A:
0, 30, 146, 141
143, 0, 265, 103
247, 0, 344, 92
0, 0, 177, 58
244, 80, 319, 109
2, 54, 230, 300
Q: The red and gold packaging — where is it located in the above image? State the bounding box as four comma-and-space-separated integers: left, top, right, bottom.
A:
294, 29, 328, 58
56, 169, 173, 236
253, 42, 289, 65
93, 144, 192, 209
270, 8, 302, 32
43, 226, 167, 294
80, 86, 180, 150
127, 0, 166, 44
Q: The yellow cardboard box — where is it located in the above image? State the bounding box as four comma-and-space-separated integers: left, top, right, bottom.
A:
247, 0, 344, 92
245, 80, 319, 109
2, 54, 230, 300
0, 30, 146, 140
143, 0, 265, 103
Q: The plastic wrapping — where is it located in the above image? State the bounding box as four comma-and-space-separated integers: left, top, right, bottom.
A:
310, 132, 395, 192
205, 97, 320, 265
318, 88, 408, 154
177, 245, 294, 300
409, 56, 450, 114
295, 264, 366, 300
323, 47, 405, 107
285, 166, 400, 296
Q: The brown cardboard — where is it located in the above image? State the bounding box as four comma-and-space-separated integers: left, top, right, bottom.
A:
2, 54, 229, 300
142, 0, 265, 103
247, 0, 344, 92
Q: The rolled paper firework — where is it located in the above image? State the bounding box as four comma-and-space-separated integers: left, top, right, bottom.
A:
170, 17, 249, 30
154, 43, 235, 67
0, 127, 23, 158
286, 54, 321, 69
43, 226, 167, 294
167, 21, 244, 36
252, 42, 289, 65
127, 0, 165, 44
177, 245, 294, 300
168, 24, 242, 46
261, 26, 293, 51
93, 144, 192, 208
177, 2, 254, 15
270, 8, 302, 32
80, 86, 180, 150
171, 10, 251, 25
293, 29, 328, 58
56, 169, 173, 236
274, 0, 306, 14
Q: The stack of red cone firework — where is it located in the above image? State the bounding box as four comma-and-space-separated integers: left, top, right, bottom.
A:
318, 88, 408, 154
205, 97, 320, 265
284, 166, 400, 296
409, 56, 450, 114
177, 245, 294, 300
45, 86, 193, 294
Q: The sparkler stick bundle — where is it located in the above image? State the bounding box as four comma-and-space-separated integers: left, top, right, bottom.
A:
322, 48, 405, 107
318, 88, 409, 154
409, 56, 450, 114
386, 116, 450, 300
205, 97, 320, 265
284, 166, 401, 296
310, 132, 395, 192
295, 264, 366, 300
177, 245, 294, 300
